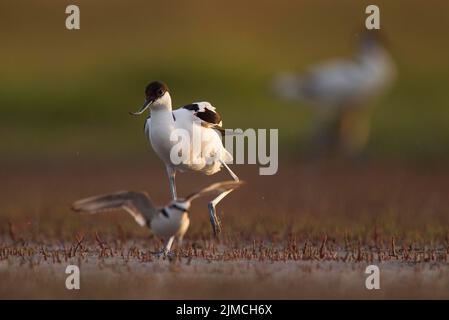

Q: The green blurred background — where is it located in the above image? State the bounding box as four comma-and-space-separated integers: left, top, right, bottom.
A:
1, 0, 448, 164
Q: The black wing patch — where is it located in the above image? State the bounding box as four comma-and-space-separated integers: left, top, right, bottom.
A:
196, 108, 221, 125
183, 103, 222, 125
183, 104, 199, 112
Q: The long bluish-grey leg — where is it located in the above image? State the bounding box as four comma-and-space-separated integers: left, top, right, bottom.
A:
207, 161, 239, 236
220, 160, 239, 182
208, 189, 234, 236
166, 166, 177, 200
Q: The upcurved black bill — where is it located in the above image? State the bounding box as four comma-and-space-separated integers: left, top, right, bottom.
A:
130, 99, 152, 116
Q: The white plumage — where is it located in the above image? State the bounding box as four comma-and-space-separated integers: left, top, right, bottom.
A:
145, 101, 231, 175
131, 81, 239, 235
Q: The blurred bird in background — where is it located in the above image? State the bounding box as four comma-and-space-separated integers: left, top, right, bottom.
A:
273, 30, 396, 159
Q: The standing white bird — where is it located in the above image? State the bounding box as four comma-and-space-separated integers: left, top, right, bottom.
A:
273, 31, 396, 157
130, 81, 239, 235
72, 181, 244, 255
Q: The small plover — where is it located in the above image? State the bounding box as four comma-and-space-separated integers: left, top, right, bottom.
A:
130, 81, 240, 235
273, 31, 396, 156
72, 180, 244, 255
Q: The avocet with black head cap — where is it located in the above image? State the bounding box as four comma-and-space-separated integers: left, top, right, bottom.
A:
130, 81, 240, 236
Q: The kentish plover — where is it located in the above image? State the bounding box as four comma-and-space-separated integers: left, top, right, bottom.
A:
72, 181, 244, 255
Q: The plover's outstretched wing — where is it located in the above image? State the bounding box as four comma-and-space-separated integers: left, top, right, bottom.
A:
71, 191, 157, 227
186, 180, 245, 202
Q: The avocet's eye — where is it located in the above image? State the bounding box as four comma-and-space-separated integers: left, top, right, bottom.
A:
158, 89, 164, 96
